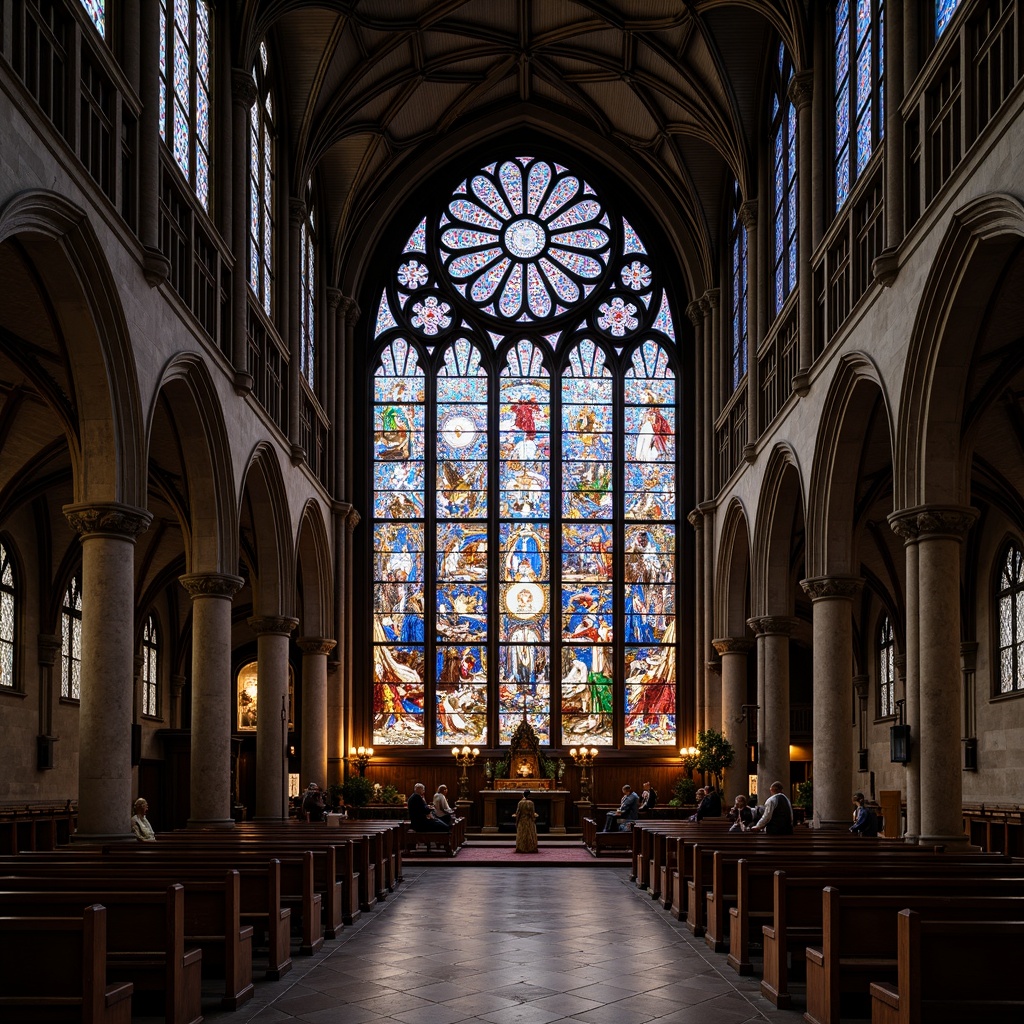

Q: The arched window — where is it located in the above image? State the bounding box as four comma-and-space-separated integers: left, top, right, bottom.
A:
0, 541, 15, 689
141, 614, 159, 717
300, 193, 317, 391
249, 41, 275, 317
79, 0, 105, 38
834, 0, 885, 211
728, 182, 747, 392
997, 544, 1024, 694
370, 155, 679, 749
61, 575, 83, 700
158, 0, 213, 209
771, 43, 797, 314
878, 613, 895, 717
936, 0, 962, 38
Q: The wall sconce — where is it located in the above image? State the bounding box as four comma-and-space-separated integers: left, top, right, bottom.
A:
569, 747, 598, 800
679, 745, 699, 775
349, 745, 374, 777
889, 700, 910, 764
452, 745, 479, 800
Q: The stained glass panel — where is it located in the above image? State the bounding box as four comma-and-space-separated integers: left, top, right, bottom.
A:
61, 577, 82, 701
997, 546, 1024, 694
248, 39, 274, 314
0, 543, 13, 688
79, 0, 105, 38
936, 0, 962, 37
142, 616, 159, 717
436, 681, 487, 745
772, 47, 797, 312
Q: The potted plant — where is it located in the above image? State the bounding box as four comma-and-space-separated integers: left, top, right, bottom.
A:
342, 775, 374, 815
694, 728, 735, 791
668, 776, 696, 807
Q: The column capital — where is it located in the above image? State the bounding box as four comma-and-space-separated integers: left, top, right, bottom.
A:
788, 70, 814, 110
747, 615, 799, 637
705, 659, 721, 674
800, 575, 863, 600
960, 641, 978, 672
888, 504, 979, 541
685, 300, 703, 326
326, 286, 344, 310
179, 573, 244, 599
170, 673, 186, 697
231, 68, 258, 107
37, 633, 61, 666
289, 198, 307, 226
738, 199, 758, 229
346, 508, 361, 534
894, 653, 907, 682
344, 299, 362, 327
853, 674, 869, 699
712, 636, 754, 656
697, 499, 716, 515
701, 287, 720, 311
63, 502, 152, 539
686, 507, 703, 528
297, 637, 337, 656
248, 615, 299, 637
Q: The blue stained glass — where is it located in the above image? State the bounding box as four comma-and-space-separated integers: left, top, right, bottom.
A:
472, 174, 512, 220
196, 148, 209, 209
159, 3, 168, 140
857, 109, 872, 172
856, 0, 871, 43
540, 176, 579, 220
527, 161, 551, 215
196, 85, 209, 153
857, 34, 872, 114
651, 292, 675, 342
836, 150, 850, 210
499, 161, 524, 215
375, 291, 397, 337
174, 31, 190, 101
79, 0, 105, 38
404, 218, 427, 253
173, 103, 189, 175
622, 218, 648, 256
937, 0, 962, 36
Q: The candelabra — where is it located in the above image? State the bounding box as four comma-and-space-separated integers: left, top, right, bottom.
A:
349, 745, 374, 777
679, 745, 699, 776
452, 745, 479, 800
569, 747, 598, 800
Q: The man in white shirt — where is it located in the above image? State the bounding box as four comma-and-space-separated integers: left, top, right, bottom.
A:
747, 781, 794, 835
433, 784, 456, 825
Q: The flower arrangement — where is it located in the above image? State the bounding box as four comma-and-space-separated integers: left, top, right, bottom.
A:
371, 782, 402, 805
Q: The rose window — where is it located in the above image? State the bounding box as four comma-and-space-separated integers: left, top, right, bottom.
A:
439, 156, 612, 322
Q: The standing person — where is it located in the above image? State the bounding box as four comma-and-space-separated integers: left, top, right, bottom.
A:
515, 789, 539, 853
602, 784, 640, 832
131, 798, 156, 842
301, 783, 325, 822
408, 783, 449, 833
638, 781, 657, 814
747, 781, 794, 834
849, 791, 879, 836
433, 784, 455, 825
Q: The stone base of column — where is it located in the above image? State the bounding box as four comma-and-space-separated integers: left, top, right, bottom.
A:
72, 831, 135, 844
918, 833, 979, 852
252, 815, 288, 823
186, 817, 236, 830
903, 833, 919, 845
812, 815, 852, 831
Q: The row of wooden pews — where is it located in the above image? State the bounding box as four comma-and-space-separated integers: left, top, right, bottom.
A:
0, 817, 407, 1023
402, 815, 467, 856
626, 819, 1024, 1023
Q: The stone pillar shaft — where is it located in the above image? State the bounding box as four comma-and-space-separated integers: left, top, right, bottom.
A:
688, 508, 705, 731
64, 504, 152, 840
137, 0, 167, 283
740, 200, 759, 455
298, 637, 335, 792
181, 573, 243, 827
287, 199, 305, 460
884, 0, 905, 251
713, 637, 753, 802
230, 70, 258, 389
791, 71, 814, 382
749, 617, 796, 803
699, 500, 717, 731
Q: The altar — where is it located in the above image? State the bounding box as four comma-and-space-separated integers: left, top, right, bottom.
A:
479, 788, 572, 833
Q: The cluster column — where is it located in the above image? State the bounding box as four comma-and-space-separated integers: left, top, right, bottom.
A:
712, 637, 754, 800
249, 615, 299, 819
748, 616, 797, 803
298, 637, 336, 792
180, 572, 244, 827
801, 575, 863, 828
64, 503, 153, 840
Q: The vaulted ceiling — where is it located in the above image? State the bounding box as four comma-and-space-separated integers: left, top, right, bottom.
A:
236, 0, 811, 291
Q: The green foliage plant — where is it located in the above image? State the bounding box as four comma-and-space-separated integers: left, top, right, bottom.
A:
668, 776, 696, 807
695, 728, 735, 789
794, 779, 813, 811
342, 775, 374, 807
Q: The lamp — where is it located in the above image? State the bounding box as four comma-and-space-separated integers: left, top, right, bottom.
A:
452, 745, 479, 801
569, 747, 599, 801
889, 700, 910, 764
349, 745, 374, 777
679, 745, 699, 775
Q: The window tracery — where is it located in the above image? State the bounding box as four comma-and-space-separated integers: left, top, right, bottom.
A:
771, 43, 797, 313
249, 40, 275, 317
300, 195, 317, 391
61, 575, 83, 700
729, 183, 747, 391
79, 0, 105, 37
936, 0, 962, 37
0, 542, 14, 689
878, 613, 895, 717
371, 155, 679, 749
142, 614, 159, 717
998, 544, 1024, 694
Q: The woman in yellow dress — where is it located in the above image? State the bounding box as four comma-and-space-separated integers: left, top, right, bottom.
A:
514, 789, 539, 853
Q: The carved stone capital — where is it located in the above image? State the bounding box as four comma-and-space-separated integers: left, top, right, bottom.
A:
704, 287, 720, 310
685, 300, 703, 327
894, 653, 906, 681
791, 369, 810, 397
800, 575, 864, 601
179, 573, 245, 600
853, 674, 869, 700
697, 499, 716, 515
889, 505, 978, 541
170, 673, 187, 697
289, 198, 307, 227
344, 300, 361, 328
63, 502, 152, 539
686, 507, 703, 528
738, 199, 758, 230
346, 508, 361, 534
747, 615, 799, 637
248, 615, 299, 637
705, 659, 721, 674
37, 633, 61, 666
231, 68, 258, 108
297, 637, 337, 656
788, 70, 814, 110
142, 246, 171, 287
712, 637, 754, 656
872, 247, 900, 287
326, 287, 344, 310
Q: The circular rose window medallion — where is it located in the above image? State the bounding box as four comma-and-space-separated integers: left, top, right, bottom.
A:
504, 218, 546, 259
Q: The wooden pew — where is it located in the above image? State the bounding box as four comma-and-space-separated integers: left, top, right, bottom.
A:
0, 904, 134, 1023
870, 910, 1024, 1023
0, 866, 254, 1010
805, 888, 1024, 1024
404, 825, 461, 857
581, 818, 634, 857
0, 885, 202, 1024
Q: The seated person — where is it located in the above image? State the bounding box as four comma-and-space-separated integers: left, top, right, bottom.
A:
850, 791, 879, 836
727, 794, 754, 832
602, 784, 640, 832
695, 786, 722, 820
408, 782, 449, 832
432, 784, 455, 825
131, 797, 156, 841
638, 781, 657, 814
688, 788, 706, 822
301, 783, 326, 822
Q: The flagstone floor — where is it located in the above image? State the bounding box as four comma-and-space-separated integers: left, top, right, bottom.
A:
204, 866, 805, 1024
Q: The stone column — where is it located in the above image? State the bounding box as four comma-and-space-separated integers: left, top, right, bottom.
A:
37, 633, 60, 748
790, 70, 814, 390
700, 295, 714, 499
873, 0, 904, 286
707, 288, 721, 419
288, 198, 306, 463
908, 507, 977, 848
739, 200, 759, 457
298, 637, 336, 792
138, 0, 169, 285
800, 575, 862, 828
169, 673, 186, 730
713, 637, 754, 801
64, 503, 152, 840
688, 508, 705, 730
687, 301, 704, 499
179, 572, 243, 828
249, 615, 299, 820
230, 69, 258, 393
854, 673, 869, 770
326, 288, 342, 495
888, 511, 921, 842
699, 501, 717, 729
748, 616, 797, 804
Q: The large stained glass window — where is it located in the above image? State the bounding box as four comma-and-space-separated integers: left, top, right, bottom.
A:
997, 544, 1024, 694
729, 183, 747, 391
771, 44, 798, 314
878, 614, 895, 717
0, 542, 14, 688
300, 197, 317, 392
936, 0, 962, 38
159, 0, 212, 209
249, 41, 275, 317
370, 155, 680, 749
141, 615, 159, 717
61, 575, 82, 700
835, 0, 885, 211
79, 0, 105, 38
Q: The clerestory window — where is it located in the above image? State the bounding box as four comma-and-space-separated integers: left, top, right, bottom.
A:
249, 41, 275, 317
728, 182, 747, 392
141, 614, 159, 717
997, 544, 1024, 694
878, 613, 895, 718
61, 575, 83, 700
771, 43, 798, 313
0, 541, 15, 689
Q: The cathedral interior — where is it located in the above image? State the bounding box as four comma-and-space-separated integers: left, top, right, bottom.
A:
0, 0, 1022, 854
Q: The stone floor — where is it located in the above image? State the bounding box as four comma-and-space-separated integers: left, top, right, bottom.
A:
205, 866, 806, 1024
